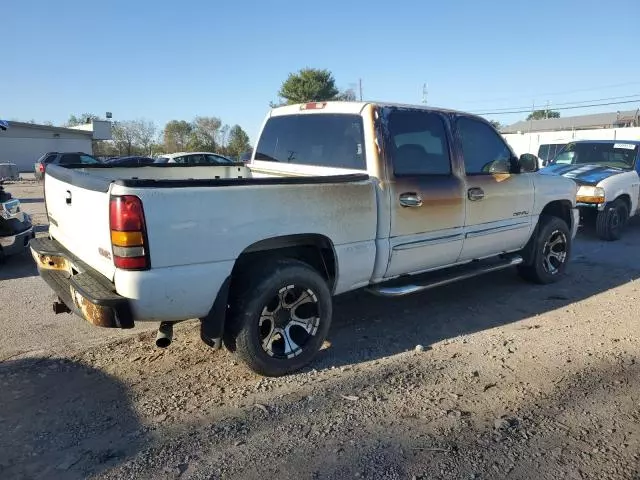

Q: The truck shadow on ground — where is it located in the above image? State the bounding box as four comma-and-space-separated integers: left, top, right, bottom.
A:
0, 357, 146, 480
316, 226, 640, 371
0, 250, 38, 281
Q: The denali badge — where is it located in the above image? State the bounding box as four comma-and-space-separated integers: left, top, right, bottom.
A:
513, 211, 529, 217
98, 247, 112, 260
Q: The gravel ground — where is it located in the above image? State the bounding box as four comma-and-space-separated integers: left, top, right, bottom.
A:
1, 181, 640, 479
0, 181, 154, 361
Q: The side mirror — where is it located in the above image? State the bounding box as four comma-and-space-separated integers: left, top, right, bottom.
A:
519, 153, 539, 173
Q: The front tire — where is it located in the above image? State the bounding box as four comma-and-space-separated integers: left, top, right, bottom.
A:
518, 215, 571, 284
226, 259, 332, 377
596, 199, 628, 241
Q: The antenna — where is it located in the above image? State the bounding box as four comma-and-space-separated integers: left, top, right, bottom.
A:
422, 83, 428, 104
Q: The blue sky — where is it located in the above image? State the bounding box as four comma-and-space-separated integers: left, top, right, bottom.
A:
2, 0, 640, 142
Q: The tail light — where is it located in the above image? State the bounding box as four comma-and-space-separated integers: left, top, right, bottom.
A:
109, 195, 150, 270
38, 163, 45, 173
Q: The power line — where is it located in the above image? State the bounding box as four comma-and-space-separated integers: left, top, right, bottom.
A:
460, 81, 640, 106
476, 98, 640, 116
471, 93, 640, 114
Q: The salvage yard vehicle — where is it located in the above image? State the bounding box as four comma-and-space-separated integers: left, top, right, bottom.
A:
30, 101, 579, 376
541, 140, 640, 241
0, 185, 34, 261
154, 152, 234, 165
34, 152, 101, 181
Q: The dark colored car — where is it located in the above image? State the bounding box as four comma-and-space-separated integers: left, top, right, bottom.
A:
239, 150, 252, 163
105, 156, 156, 167
34, 152, 100, 180
0, 185, 34, 261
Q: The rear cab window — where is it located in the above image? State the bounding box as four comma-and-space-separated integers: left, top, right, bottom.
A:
255, 114, 366, 170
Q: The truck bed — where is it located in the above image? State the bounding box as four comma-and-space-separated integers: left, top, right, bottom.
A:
50, 163, 370, 191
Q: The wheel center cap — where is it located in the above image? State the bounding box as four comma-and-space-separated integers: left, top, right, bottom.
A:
274, 308, 290, 328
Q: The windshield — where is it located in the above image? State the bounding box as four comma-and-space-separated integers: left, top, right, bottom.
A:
552, 142, 638, 170
255, 114, 366, 170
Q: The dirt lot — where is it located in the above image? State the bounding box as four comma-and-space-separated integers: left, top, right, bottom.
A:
1, 181, 640, 479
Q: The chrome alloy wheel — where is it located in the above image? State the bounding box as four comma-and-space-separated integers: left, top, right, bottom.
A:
259, 285, 320, 359
542, 229, 568, 275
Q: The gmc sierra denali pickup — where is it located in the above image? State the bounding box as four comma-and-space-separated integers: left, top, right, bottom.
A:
30, 101, 579, 376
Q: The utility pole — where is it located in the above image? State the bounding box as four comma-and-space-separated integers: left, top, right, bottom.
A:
422, 83, 428, 104
528, 101, 535, 152
358, 79, 363, 101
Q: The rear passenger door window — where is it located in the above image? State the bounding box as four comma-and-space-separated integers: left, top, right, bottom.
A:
387, 110, 451, 176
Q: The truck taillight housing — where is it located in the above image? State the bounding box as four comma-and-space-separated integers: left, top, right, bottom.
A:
109, 195, 150, 270
38, 163, 45, 173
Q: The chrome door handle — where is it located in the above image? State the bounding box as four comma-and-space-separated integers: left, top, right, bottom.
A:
468, 187, 484, 201
399, 192, 423, 207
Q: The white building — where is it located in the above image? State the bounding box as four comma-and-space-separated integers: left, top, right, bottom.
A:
501, 109, 640, 159
0, 120, 112, 172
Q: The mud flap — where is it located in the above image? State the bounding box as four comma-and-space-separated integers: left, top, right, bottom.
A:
199, 276, 230, 349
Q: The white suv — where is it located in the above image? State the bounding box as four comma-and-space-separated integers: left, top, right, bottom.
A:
155, 152, 233, 165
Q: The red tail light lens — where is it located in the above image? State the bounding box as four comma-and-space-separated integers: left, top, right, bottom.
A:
110, 196, 146, 231
114, 256, 148, 269
38, 163, 45, 173
109, 195, 149, 270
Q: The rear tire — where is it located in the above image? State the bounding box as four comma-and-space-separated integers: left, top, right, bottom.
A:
225, 258, 332, 377
518, 215, 571, 284
596, 199, 628, 241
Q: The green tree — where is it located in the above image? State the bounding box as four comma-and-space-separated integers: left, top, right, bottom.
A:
526, 110, 560, 121
65, 113, 100, 127
189, 116, 223, 151
336, 88, 357, 101
112, 121, 139, 155
489, 120, 502, 130
226, 125, 252, 159
131, 119, 157, 155
163, 120, 193, 153
277, 68, 340, 105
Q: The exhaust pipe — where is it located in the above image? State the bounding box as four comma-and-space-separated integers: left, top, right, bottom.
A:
155, 322, 173, 348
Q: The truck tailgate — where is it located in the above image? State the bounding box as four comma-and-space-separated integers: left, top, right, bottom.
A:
44, 169, 116, 281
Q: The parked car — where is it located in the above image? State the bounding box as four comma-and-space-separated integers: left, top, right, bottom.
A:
34, 152, 101, 180
537, 143, 567, 167
154, 152, 234, 165
30, 101, 578, 376
540, 140, 640, 240
105, 156, 156, 167
0, 185, 34, 261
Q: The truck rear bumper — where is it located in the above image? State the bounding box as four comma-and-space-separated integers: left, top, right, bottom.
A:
30, 237, 134, 329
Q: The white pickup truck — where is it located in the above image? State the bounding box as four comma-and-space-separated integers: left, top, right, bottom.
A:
541, 140, 640, 241
31, 101, 579, 376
